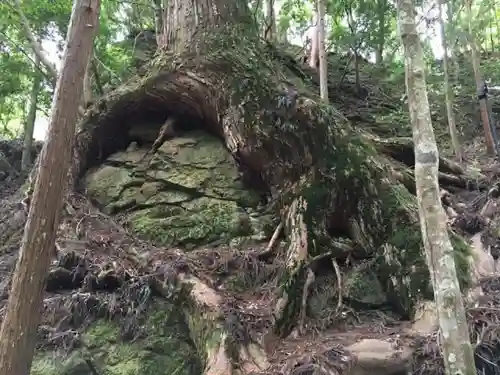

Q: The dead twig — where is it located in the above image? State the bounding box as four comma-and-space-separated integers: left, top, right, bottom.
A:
258, 220, 284, 260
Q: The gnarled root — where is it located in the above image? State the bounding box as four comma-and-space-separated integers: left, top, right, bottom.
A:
273, 196, 310, 337
152, 267, 269, 375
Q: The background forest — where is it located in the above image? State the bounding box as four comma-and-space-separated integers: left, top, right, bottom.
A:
1, 0, 498, 146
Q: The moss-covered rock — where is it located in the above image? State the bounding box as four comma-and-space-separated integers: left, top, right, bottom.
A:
344, 264, 387, 306
31, 300, 200, 375
84, 130, 266, 248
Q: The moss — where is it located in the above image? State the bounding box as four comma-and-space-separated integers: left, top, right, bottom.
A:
85, 164, 140, 208
449, 231, 472, 288
31, 357, 59, 375
129, 197, 251, 247
32, 300, 200, 375
84, 131, 262, 247
344, 265, 387, 305
85, 321, 120, 348
373, 183, 471, 315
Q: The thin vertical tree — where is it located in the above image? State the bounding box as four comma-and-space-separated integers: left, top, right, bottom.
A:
397, 0, 476, 375
0, 0, 101, 374
466, 0, 495, 155
309, 15, 319, 69
265, 0, 276, 41
438, 0, 463, 162
318, 0, 328, 102
21, 54, 42, 171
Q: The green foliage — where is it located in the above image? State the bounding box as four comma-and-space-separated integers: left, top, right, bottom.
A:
0, 0, 149, 138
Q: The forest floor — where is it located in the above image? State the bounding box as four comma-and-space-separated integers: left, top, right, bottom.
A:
0, 129, 499, 375
2, 58, 500, 374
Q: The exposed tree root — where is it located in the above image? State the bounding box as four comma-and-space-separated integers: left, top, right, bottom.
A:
4, 39, 500, 375
0, 190, 273, 374
57, 51, 475, 336
298, 268, 315, 335
258, 220, 284, 261
152, 271, 269, 374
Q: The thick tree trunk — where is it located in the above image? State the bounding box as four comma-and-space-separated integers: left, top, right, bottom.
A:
82, 53, 93, 108
162, 0, 253, 53
0, 1, 100, 374
397, 1, 476, 375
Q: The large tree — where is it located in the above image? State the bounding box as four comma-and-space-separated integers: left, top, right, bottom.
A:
18, 0, 477, 373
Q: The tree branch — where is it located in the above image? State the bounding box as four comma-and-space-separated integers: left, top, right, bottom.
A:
0, 30, 51, 82
12, 0, 58, 83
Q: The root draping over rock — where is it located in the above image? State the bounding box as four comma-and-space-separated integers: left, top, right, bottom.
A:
72, 36, 473, 323
3, 34, 497, 375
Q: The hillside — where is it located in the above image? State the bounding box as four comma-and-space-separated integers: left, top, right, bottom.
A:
1, 38, 500, 375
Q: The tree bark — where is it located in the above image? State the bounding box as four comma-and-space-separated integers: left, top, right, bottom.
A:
83, 53, 93, 108
397, 1, 476, 375
21, 55, 42, 172
466, 0, 495, 155
438, 0, 463, 162
375, 0, 387, 64
265, 0, 276, 41
317, 0, 328, 102
162, 0, 253, 53
309, 18, 319, 69
0, 1, 101, 374
13, 0, 57, 85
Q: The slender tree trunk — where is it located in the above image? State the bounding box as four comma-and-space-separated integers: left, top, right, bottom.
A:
265, 0, 276, 41
318, 0, 328, 102
21, 55, 42, 172
490, 10, 495, 52
0, 1, 100, 374
14, 0, 57, 84
446, 1, 460, 82
354, 49, 361, 93
397, 1, 476, 375
309, 21, 319, 69
278, 25, 288, 43
153, 0, 163, 45
495, 0, 500, 51
438, 0, 463, 162
375, 0, 387, 63
466, 0, 495, 154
